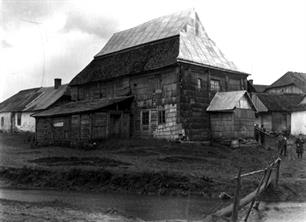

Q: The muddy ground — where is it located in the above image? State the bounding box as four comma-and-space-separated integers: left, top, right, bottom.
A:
0, 133, 279, 198
1, 134, 306, 221
0, 198, 141, 222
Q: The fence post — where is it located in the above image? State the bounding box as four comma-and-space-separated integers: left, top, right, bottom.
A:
232, 168, 241, 222
275, 159, 281, 187
244, 169, 267, 221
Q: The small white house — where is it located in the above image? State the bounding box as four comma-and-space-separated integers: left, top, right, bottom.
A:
0, 79, 69, 133
291, 97, 306, 135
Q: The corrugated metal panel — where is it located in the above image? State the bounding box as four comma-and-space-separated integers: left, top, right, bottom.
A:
206, 91, 254, 111
33, 96, 134, 117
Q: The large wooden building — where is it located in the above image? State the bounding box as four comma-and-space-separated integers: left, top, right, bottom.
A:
33, 9, 251, 146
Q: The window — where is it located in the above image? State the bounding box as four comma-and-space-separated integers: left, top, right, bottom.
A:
53, 120, 64, 127
17, 113, 21, 126
158, 110, 166, 124
142, 111, 149, 125
197, 78, 202, 89
1, 117, 4, 127
210, 79, 221, 91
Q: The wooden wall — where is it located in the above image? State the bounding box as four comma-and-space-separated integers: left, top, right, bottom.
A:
68, 62, 248, 141
266, 85, 304, 94
178, 63, 248, 140
36, 111, 130, 146
70, 66, 184, 140
210, 109, 255, 140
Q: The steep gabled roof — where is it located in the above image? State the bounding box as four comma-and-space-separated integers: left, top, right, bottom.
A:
70, 9, 246, 86
207, 91, 255, 112
0, 85, 69, 113
266, 71, 306, 93
96, 9, 192, 56
255, 93, 305, 112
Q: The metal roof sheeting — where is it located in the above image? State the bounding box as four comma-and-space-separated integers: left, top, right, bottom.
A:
207, 91, 255, 112
178, 32, 238, 71
96, 9, 193, 56
32, 96, 134, 117
0, 85, 68, 113
24, 85, 68, 111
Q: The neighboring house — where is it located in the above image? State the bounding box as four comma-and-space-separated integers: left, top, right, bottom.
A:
33, 9, 250, 146
207, 91, 256, 140
253, 84, 268, 93
251, 93, 305, 133
0, 79, 69, 133
291, 97, 306, 135
265, 71, 306, 94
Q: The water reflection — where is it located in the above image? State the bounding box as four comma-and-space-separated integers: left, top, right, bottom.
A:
241, 202, 306, 222
0, 188, 224, 220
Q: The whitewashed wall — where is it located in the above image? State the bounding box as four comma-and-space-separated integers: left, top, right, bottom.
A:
291, 111, 306, 135
14, 112, 35, 133
0, 112, 12, 132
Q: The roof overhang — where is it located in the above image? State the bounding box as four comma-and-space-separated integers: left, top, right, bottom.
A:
32, 96, 134, 118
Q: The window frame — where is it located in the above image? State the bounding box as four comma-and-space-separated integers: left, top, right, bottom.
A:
158, 110, 166, 125
16, 113, 22, 126
197, 78, 202, 89
1, 117, 4, 127
210, 79, 221, 92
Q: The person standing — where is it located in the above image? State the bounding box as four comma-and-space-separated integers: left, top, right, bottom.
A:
259, 124, 266, 148
295, 134, 305, 159
287, 135, 296, 160
254, 124, 260, 143
278, 134, 287, 156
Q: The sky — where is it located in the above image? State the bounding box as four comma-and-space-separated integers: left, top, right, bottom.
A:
1, 0, 306, 102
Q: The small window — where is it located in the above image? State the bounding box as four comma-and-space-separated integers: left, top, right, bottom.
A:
142, 111, 149, 125
1, 117, 4, 127
53, 121, 64, 127
197, 78, 202, 89
17, 113, 21, 126
210, 79, 221, 91
158, 110, 166, 124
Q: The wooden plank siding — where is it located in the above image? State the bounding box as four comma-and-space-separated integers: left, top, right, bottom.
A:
178, 63, 248, 140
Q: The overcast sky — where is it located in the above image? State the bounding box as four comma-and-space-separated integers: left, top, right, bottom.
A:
1, 0, 306, 101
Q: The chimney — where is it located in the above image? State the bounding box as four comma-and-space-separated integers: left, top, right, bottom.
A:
54, 78, 62, 89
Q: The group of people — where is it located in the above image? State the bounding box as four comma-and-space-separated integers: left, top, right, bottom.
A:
254, 124, 305, 159
278, 133, 305, 160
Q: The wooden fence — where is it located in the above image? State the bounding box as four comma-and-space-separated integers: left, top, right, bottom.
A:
204, 157, 281, 222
